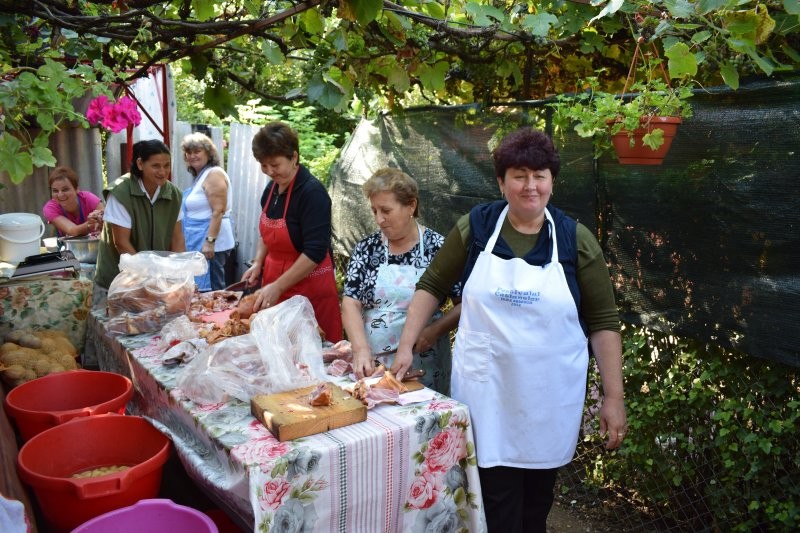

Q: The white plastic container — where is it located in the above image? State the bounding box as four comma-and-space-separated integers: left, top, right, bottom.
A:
0, 212, 45, 263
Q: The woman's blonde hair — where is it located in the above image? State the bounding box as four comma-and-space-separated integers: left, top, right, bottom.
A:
180, 132, 221, 176
362, 167, 419, 217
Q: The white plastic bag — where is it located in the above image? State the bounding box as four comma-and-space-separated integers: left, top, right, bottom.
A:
176, 295, 327, 404
105, 251, 207, 335
249, 295, 327, 392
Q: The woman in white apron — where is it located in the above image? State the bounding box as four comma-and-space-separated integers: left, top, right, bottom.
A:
392, 129, 627, 532
180, 132, 235, 291
341, 168, 461, 394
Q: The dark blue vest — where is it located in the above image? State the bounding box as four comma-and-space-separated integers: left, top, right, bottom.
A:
461, 201, 587, 335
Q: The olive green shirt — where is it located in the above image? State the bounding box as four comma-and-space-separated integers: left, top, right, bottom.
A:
417, 214, 621, 333
94, 175, 183, 289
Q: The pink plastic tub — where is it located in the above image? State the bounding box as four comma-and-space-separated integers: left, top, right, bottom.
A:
73, 498, 219, 533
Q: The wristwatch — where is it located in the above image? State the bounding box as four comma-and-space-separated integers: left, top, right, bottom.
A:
205, 236, 217, 244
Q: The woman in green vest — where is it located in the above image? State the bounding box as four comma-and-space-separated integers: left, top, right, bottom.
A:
94, 139, 185, 291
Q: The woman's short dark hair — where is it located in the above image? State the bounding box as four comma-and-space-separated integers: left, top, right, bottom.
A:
180, 132, 221, 176
130, 139, 171, 179
48, 166, 80, 189
362, 167, 420, 217
492, 128, 560, 181
251, 122, 299, 161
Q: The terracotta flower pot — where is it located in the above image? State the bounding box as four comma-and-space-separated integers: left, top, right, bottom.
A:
609, 116, 682, 165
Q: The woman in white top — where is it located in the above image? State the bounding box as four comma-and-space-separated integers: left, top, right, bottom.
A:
180, 132, 235, 291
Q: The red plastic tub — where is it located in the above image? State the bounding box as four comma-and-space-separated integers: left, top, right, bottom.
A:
3, 369, 134, 441
72, 498, 218, 533
16, 414, 171, 532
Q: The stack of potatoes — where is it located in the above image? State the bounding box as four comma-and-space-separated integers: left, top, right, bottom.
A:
0, 329, 80, 387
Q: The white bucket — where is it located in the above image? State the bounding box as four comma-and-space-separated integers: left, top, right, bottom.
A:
0, 213, 46, 263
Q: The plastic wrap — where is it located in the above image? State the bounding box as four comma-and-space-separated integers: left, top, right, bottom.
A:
176, 295, 327, 404
105, 251, 207, 335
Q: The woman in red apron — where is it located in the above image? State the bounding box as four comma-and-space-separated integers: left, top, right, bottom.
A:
240, 122, 343, 342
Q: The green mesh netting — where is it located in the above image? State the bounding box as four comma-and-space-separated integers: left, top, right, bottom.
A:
329, 77, 800, 367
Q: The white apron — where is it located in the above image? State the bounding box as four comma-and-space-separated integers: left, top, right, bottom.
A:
452, 205, 588, 468
363, 224, 451, 392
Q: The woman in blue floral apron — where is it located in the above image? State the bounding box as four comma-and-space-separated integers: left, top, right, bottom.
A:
342, 168, 461, 394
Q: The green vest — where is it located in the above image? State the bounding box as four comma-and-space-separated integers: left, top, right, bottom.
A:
94, 175, 183, 289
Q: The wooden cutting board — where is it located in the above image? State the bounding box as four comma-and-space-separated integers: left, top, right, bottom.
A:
251, 383, 367, 441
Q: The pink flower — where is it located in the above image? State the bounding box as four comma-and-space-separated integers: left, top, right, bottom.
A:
116, 95, 142, 126
101, 104, 128, 133
85, 94, 142, 133
423, 427, 467, 472
86, 95, 110, 124
231, 437, 291, 467
427, 399, 457, 411
261, 478, 291, 510
407, 468, 442, 510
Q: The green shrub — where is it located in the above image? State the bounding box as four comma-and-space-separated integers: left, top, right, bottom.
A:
579, 325, 799, 530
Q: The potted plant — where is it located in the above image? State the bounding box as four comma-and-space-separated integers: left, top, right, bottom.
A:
549, 43, 693, 165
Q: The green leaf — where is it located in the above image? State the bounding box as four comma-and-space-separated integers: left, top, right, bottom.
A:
417, 61, 449, 92
0, 135, 33, 183
465, 2, 505, 26
781, 43, 800, 62
723, 10, 759, 40
387, 66, 410, 93
521, 13, 558, 37
261, 41, 285, 64
307, 71, 345, 110
698, 0, 734, 15
746, 47, 775, 75
203, 85, 237, 118
193, 0, 216, 20
189, 53, 210, 80
665, 42, 698, 79
331, 29, 348, 52
338, 0, 382, 26
785, 0, 800, 16
300, 8, 324, 35
691, 31, 712, 44
663, 0, 695, 19
642, 128, 665, 150
243, 0, 261, 16
720, 61, 740, 89
30, 135, 56, 167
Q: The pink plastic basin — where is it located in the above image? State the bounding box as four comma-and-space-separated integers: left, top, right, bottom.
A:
73, 498, 219, 533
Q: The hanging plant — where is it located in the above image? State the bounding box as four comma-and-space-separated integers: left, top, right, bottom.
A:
549, 40, 694, 165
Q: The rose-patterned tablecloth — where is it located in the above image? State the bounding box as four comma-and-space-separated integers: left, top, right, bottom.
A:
0, 278, 93, 352
86, 311, 486, 533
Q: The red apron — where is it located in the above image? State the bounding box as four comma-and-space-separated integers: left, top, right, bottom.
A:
259, 179, 343, 342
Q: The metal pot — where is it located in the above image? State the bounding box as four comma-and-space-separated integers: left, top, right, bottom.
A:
60, 236, 99, 263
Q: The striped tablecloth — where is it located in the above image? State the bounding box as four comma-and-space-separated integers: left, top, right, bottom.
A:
86, 311, 486, 532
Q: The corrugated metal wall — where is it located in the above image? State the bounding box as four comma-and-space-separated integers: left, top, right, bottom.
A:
0, 127, 104, 237
225, 123, 269, 279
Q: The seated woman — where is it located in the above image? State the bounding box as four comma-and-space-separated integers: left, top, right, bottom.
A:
94, 139, 185, 291
42, 166, 104, 237
341, 167, 461, 395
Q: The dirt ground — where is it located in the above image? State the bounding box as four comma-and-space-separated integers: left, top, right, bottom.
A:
548, 503, 608, 532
